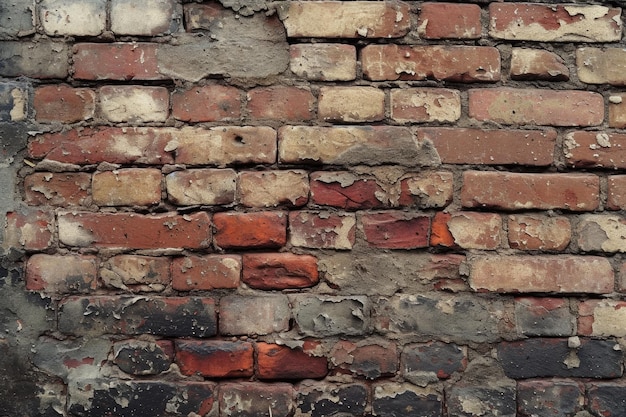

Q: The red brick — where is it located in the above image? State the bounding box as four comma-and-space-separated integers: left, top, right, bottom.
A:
73, 43, 165, 81
213, 211, 286, 249
510, 48, 569, 81
92, 168, 162, 207
26, 254, 97, 293
100, 255, 171, 291
331, 341, 397, 379
447, 212, 502, 250
28, 127, 174, 165
508, 215, 571, 251
390, 88, 460, 123
98, 85, 169, 123
257, 342, 328, 380
172, 126, 277, 166
247, 86, 314, 121
24, 173, 91, 207
461, 171, 599, 212
176, 340, 253, 378
418, 3, 481, 39
290, 44, 357, 81
58, 211, 211, 250
238, 170, 309, 208
171, 255, 240, 291
242, 253, 318, 290
166, 169, 236, 206
419, 127, 556, 166
172, 85, 240, 122
219, 295, 290, 336
361, 45, 500, 82
470, 255, 614, 294
469, 88, 604, 127
280, 1, 410, 38
361, 212, 430, 249
289, 211, 356, 250
608, 176, 626, 210
318, 87, 384, 123
489, 3, 622, 42
398, 172, 454, 208
311, 171, 385, 210
430, 212, 455, 248
4, 209, 54, 251
34, 85, 95, 123
564, 131, 626, 169
578, 300, 626, 337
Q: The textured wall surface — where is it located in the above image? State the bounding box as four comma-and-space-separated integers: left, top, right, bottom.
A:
3, 0, 626, 416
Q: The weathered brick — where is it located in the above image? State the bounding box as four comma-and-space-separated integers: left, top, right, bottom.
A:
0, 82, 27, 122
40, 0, 106, 36
375, 294, 504, 343
609, 93, 626, 128
59, 296, 217, 337
398, 171, 454, 209
220, 382, 293, 417
578, 300, 626, 337
361, 211, 430, 249
172, 126, 277, 166
578, 214, 626, 253
279, 126, 437, 167
0, 40, 69, 78
461, 171, 600, 211
578, 48, 626, 86
289, 211, 356, 250
510, 48, 569, 81
447, 385, 516, 417
489, 3, 622, 42
318, 87, 384, 123
29, 127, 174, 165
310, 171, 385, 210
257, 342, 328, 380
296, 383, 367, 417
279, 1, 410, 38
247, 86, 314, 121
618, 262, 626, 293
172, 85, 240, 122
242, 253, 318, 290
608, 176, 626, 210
430, 212, 454, 248
166, 169, 236, 206
171, 255, 240, 291
219, 295, 290, 336
58, 211, 211, 250
372, 383, 442, 417
73, 43, 165, 81
508, 214, 571, 251
98, 86, 169, 123
518, 380, 585, 417
418, 3, 481, 39
498, 338, 623, 379
113, 340, 174, 375
331, 340, 397, 379
469, 88, 604, 126
0, 1, 35, 39
100, 255, 171, 292
290, 44, 356, 81
4, 208, 54, 251
361, 45, 500, 82
26, 254, 97, 293
110, 0, 179, 35
564, 131, 626, 169
93, 168, 162, 207
447, 212, 502, 250
470, 255, 613, 294
587, 382, 626, 417
515, 297, 574, 337
419, 127, 557, 166
238, 170, 309, 208
292, 295, 370, 337
34, 85, 95, 123
24, 172, 91, 207
214, 211, 287, 249
391, 88, 460, 123
175, 340, 253, 378
401, 342, 466, 386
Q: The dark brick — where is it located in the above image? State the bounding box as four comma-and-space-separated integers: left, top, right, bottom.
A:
0, 82, 28, 122
588, 382, 626, 417
518, 379, 585, 417
257, 342, 328, 380
175, 340, 253, 378
0, 41, 69, 78
296, 383, 367, 417
498, 338, 623, 379
514, 297, 574, 337
0, 122, 27, 162
113, 340, 174, 376
446, 385, 516, 417
219, 382, 293, 417
292, 295, 370, 337
331, 340, 397, 379
401, 342, 467, 385
0, 2, 35, 39
59, 296, 217, 338
372, 383, 442, 417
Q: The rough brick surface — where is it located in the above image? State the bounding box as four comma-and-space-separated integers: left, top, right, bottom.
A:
242, 253, 318, 290
93, 168, 162, 207
166, 169, 236, 206
171, 255, 241, 291
172, 85, 240, 122
391, 88, 460, 123
564, 131, 626, 169
34, 85, 95, 123
418, 3, 481, 39
175, 340, 253, 378
510, 48, 569, 81
214, 211, 287, 249
98, 86, 169, 123
318, 87, 385, 123
100, 255, 170, 292
73, 43, 165, 81
290, 44, 357, 81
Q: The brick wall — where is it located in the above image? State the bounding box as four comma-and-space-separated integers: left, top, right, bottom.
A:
2, 0, 626, 415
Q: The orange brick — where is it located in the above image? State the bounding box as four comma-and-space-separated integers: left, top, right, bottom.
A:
213, 212, 287, 249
